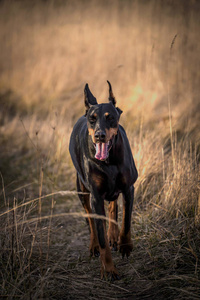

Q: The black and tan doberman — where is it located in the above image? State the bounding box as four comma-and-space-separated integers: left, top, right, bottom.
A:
69, 81, 138, 279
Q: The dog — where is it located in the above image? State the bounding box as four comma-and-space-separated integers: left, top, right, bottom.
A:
69, 81, 138, 279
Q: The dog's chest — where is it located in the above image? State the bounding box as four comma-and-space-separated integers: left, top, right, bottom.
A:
90, 163, 125, 200
105, 170, 124, 201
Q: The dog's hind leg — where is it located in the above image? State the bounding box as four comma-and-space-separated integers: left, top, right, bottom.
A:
76, 174, 99, 257
107, 200, 119, 251
119, 186, 134, 258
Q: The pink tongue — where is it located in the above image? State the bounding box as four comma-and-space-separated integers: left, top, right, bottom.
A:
101, 143, 107, 160
95, 143, 101, 160
95, 143, 108, 160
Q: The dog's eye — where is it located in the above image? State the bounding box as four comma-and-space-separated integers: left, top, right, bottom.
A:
89, 115, 97, 124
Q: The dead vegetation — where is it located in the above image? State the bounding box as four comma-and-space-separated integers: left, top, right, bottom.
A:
0, 0, 200, 299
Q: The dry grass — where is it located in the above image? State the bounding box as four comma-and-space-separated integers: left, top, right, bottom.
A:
0, 0, 200, 299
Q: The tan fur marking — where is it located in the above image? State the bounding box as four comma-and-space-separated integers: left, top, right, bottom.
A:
104, 112, 110, 117
91, 172, 103, 189
88, 128, 95, 143
105, 127, 118, 142
107, 200, 119, 249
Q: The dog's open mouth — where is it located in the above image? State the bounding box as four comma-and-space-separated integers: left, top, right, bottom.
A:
93, 139, 113, 161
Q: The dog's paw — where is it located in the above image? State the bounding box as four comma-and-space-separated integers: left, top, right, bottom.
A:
101, 265, 120, 281
119, 236, 133, 258
107, 225, 119, 251
89, 241, 100, 257
90, 246, 100, 257
109, 240, 118, 251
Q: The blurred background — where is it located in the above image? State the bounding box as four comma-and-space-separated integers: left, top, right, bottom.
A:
1, 0, 200, 117
0, 0, 200, 299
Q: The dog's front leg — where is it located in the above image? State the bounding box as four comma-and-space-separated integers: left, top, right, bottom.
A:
91, 193, 119, 280
119, 185, 134, 258
107, 200, 119, 251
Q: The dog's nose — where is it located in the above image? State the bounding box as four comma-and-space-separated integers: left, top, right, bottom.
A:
95, 130, 106, 142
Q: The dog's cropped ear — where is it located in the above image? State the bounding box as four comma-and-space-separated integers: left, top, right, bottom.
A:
84, 84, 97, 115
107, 80, 116, 106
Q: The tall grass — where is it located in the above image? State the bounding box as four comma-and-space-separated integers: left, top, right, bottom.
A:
0, 0, 200, 299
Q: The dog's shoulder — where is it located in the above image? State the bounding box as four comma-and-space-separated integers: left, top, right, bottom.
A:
117, 125, 138, 184
69, 116, 89, 183
69, 116, 87, 147
72, 115, 87, 135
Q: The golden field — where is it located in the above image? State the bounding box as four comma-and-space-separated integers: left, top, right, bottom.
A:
0, 0, 199, 299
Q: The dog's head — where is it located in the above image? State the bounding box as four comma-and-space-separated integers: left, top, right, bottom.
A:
85, 81, 122, 161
